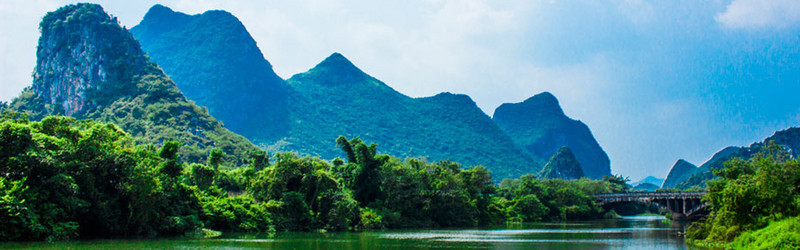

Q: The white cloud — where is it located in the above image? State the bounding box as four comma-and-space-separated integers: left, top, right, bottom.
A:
716, 0, 800, 29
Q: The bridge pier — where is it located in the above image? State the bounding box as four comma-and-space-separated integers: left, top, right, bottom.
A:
593, 191, 708, 221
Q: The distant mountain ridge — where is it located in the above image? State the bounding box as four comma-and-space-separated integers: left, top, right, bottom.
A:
8, 3, 257, 164
663, 127, 800, 189
129, 4, 614, 180
631, 176, 664, 187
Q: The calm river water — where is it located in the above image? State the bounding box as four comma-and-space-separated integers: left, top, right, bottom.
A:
3, 216, 693, 249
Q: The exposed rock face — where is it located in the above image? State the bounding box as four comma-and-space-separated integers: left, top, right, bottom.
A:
493, 92, 611, 179
9, 3, 257, 164
32, 4, 147, 117
538, 146, 584, 180
661, 159, 698, 189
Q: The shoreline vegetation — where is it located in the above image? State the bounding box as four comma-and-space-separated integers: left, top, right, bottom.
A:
686, 142, 800, 249
0, 113, 635, 242
1, 113, 797, 248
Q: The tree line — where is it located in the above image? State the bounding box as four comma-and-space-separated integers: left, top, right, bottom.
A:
0, 113, 629, 241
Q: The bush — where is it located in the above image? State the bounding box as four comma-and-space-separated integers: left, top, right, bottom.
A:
730, 217, 800, 249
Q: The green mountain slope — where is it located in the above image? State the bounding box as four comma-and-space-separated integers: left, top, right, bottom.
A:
280, 53, 537, 180
130, 5, 288, 141
660, 159, 697, 189
538, 146, 584, 180
131, 6, 540, 180
668, 127, 800, 189
493, 92, 611, 179
7, 3, 257, 164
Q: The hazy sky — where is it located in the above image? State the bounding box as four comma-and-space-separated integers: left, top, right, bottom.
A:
2, 0, 799, 181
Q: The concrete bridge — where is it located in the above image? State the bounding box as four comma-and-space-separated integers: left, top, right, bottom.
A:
593, 192, 709, 220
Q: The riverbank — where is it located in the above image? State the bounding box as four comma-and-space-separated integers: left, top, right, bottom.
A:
0, 216, 688, 249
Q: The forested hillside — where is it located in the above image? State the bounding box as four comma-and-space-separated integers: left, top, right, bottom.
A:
493, 92, 611, 178
663, 127, 800, 189
6, 4, 257, 164
281, 53, 537, 180
132, 5, 613, 180
0, 113, 629, 241
131, 5, 288, 141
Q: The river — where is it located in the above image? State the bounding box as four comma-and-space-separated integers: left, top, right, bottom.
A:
2, 215, 692, 249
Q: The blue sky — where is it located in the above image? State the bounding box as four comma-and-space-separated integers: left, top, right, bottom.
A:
1, 0, 799, 181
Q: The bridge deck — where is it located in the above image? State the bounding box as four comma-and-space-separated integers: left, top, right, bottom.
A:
593, 191, 706, 199
592, 191, 709, 219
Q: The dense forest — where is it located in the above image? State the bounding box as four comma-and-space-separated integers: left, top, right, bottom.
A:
0, 113, 630, 241
687, 142, 800, 248
3, 4, 799, 248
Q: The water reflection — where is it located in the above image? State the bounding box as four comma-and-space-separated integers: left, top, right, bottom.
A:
2, 215, 692, 249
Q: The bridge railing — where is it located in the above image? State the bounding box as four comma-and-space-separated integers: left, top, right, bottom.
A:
592, 191, 706, 199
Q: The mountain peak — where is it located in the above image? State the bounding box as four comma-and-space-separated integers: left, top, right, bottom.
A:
661, 159, 698, 188
493, 91, 610, 179
145, 4, 174, 17
132, 4, 287, 140
429, 92, 476, 105
315, 52, 363, 74
539, 146, 584, 180
293, 52, 371, 85
520, 92, 564, 116
11, 3, 258, 165
32, 3, 149, 117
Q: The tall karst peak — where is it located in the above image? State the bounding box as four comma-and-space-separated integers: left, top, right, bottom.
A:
132, 5, 288, 141
10, 3, 258, 165
30, 3, 148, 117
133, 6, 577, 180
493, 92, 611, 179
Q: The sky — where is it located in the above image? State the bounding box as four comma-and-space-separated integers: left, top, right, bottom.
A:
1, 0, 799, 181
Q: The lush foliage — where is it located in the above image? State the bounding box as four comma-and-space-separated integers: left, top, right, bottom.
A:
0, 117, 629, 241
668, 127, 800, 190
8, 3, 258, 166
687, 142, 800, 247
729, 216, 800, 249
0, 114, 203, 240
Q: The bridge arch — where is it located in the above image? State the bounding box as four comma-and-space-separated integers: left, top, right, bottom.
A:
593, 192, 708, 220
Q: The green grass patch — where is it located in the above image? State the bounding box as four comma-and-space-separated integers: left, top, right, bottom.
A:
729, 217, 800, 249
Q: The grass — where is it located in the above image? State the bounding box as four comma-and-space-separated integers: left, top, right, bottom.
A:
728, 216, 800, 249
